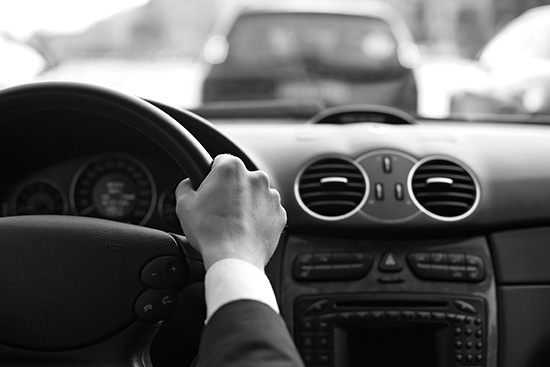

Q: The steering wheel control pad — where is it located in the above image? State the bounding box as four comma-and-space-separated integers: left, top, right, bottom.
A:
135, 290, 180, 323
141, 256, 186, 289
0, 215, 200, 351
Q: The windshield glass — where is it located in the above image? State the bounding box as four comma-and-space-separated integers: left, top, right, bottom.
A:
1, 0, 549, 121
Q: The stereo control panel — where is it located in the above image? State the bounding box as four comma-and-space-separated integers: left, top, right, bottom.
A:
295, 294, 486, 367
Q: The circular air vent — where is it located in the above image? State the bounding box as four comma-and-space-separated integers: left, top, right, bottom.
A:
409, 157, 479, 221
295, 157, 368, 220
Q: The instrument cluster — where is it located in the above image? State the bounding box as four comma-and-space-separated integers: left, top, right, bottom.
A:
6, 152, 183, 232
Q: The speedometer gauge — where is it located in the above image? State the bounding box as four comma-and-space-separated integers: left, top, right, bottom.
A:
70, 154, 156, 225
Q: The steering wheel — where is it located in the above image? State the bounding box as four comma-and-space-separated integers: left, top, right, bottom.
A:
0, 82, 213, 365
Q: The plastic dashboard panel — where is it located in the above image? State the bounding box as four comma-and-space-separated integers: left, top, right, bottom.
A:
215, 121, 550, 233
3, 103, 550, 367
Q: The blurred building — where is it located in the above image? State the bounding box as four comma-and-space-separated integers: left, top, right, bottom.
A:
38, 0, 221, 60
36, 0, 549, 62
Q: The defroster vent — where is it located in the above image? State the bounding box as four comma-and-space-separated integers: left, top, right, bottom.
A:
296, 157, 368, 220
410, 158, 479, 221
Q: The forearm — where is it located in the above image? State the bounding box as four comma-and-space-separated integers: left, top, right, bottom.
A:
196, 300, 305, 367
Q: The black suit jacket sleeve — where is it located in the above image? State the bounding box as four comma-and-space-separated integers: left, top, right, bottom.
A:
194, 300, 305, 367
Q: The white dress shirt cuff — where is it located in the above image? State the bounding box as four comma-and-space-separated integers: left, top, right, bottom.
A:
204, 258, 279, 323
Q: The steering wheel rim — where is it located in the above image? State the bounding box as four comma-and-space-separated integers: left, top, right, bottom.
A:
0, 82, 213, 364
0, 81, 213, 189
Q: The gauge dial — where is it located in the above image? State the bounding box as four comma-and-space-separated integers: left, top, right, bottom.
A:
14, 180, 67, 215
71, 154, 156, 225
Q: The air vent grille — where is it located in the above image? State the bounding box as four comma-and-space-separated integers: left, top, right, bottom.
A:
297, 158, 367, 219
411, 159, 478, 220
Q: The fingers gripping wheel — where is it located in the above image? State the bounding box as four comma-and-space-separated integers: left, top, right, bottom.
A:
0, 82, 212, 355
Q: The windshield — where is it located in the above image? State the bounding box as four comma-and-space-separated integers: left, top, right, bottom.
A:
1, 0, 549, 121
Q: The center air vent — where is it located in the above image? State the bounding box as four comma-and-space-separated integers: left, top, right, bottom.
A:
409, 158, 479, 221
296, 157, 368, 220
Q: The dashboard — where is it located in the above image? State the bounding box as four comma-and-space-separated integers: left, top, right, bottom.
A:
2, 102, 550, 367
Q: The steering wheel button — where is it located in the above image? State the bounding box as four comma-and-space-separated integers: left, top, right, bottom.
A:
142, 256, 186, 289
135, 290, 179, 323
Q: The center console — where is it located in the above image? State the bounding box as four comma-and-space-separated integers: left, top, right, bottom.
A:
277, 235, 497, 367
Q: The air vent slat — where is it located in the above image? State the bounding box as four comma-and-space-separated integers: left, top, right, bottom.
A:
302, 191, 365, 201
300, 183, 366, 191
412, 173, 473, 182
422, 201, 471, 209
301, 172, 364, 181
297, 158, 367, 219
412, 183, 475, 191
414, 192, 476, 200
306, 163, 361, 171
308, 201, 359, 208
415, 164, 466, 173
411, 158, 479, 220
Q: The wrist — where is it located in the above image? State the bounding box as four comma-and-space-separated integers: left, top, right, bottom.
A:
202, 249, 265, 272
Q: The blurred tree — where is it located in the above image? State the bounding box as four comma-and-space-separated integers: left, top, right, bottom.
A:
494, 0, 550, 29
455, 6, 488, 58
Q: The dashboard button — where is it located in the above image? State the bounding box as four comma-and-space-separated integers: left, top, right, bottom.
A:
317, 315, 334, 330
394, 183, 404, 201
408, 255, 431, 279
431, 264, 449, 280
300, 333, 315, 349
379, 252, 402, 272
449, 265, 466, 280
383, 156, 392, 173
431, 252, 447, 264
301, 318, 315, 331
466, 266, 484, 281
313, 253, 331, 264
317, 333, 332, 348
454, 300, 477, 314
375, 183, 384, 200
300, 350, 315, 366
331, 252, 351, 263
411, 252, 430, 262
317, 351, 333, 365
296, 253, 314, 265
294, 252, 373, 281
417, 312, 431, 320
448, 253, 465, 265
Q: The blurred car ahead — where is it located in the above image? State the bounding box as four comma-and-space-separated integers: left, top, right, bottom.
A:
450, 5, 550, 116
200, 3, 420, 113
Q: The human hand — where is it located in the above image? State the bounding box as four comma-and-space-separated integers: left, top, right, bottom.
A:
175, 154, 287, 271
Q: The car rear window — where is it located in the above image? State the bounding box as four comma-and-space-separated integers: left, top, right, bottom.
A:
224, 12, 400, 74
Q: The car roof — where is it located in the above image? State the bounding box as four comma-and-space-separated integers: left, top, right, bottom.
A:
239, 1, 406, 22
